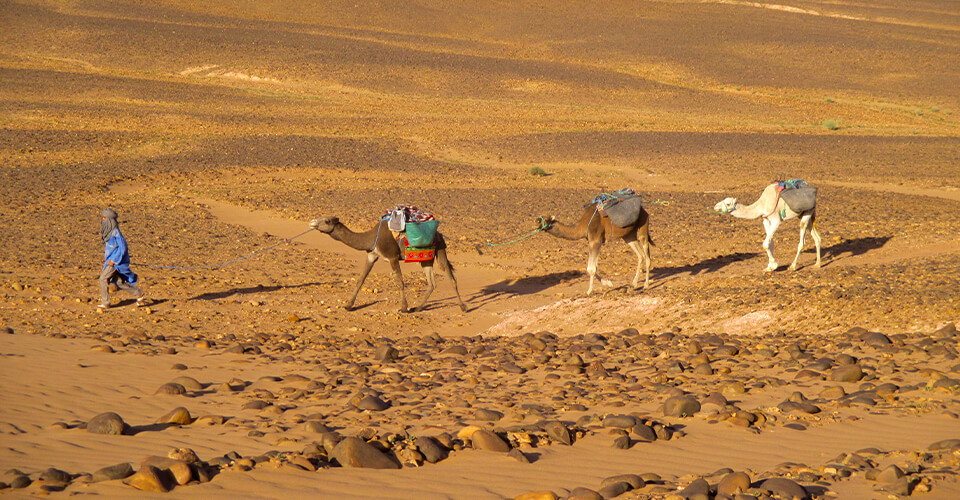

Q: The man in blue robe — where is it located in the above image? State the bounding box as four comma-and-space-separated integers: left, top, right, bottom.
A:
99, 208, 145, 308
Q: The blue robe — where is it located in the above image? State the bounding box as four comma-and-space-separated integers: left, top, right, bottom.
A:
103, 228, 138, 285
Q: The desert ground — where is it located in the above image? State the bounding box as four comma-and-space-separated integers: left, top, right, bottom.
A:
1, 0, 959, 498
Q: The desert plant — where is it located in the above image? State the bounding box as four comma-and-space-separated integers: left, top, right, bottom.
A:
529, 166, 548, 177
822, 119, 841, 130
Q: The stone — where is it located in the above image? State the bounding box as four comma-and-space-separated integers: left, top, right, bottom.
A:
475, 408, 504, 421
155, 382, 187, 395
508, 448, 530, 463
87, 412, 127, 435
567, 487, 604, 500
168, 448, 200, 464
862, 331, 892, 347
158, 407, 193, 425
759, 477, 808, 499
39, 468, 71, 483
601, 474, 644, 490
514, 491, 558, 500
829, 365, 863, 382
331, 437, 400, 469
602, 414, 638, 428
717, 471, 751, 496
91, 463, 134, 482
663, 396, 701, 417
679, 478, 710, 497
598, 481, 632, 499
612, 435, 632, 449
374, 345, 398, 362
471, 430, 511, 452
632, 423, 657, 442
414, 436, 449, 463
304, 420, 332, 433
876, 465, 905, 483
543, 421, 572, 445
167, 377, 201, 392
168, 462, 193, 485
10, 476, 31, 489
123, 466, 172, 492
929, 439, 960, 450
355, 395, 390, 411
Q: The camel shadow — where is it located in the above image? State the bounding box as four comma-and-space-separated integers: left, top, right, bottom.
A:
467, 270, 583, 309
653, 251, 759, 280
188, 282, 332, 301
821, 236, 891, 266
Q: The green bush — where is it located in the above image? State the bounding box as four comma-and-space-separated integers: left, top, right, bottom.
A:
529, 166, 548, 177
822, 119, 841, 130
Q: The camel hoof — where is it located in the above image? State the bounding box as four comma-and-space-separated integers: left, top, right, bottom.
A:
406, 306, 417, 313
459, 304, 468, 312
600, 279, 614, 287
815, 262, 822, 269
788, 265, 798, 271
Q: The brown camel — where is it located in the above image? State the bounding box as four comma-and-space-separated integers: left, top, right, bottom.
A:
309, 216, 467, 313
539, 203, 653, 294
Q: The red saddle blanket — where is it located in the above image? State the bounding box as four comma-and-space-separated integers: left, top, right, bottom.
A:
397, 235, 436, 262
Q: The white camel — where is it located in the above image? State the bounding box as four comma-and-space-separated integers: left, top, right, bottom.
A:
714, 183, 822, 272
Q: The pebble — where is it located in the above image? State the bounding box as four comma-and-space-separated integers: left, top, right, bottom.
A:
10, 475, 31, 489
171, 376, 203, 391
829, 365, 863, 382
414, 436, 449, 463
759, 477, 808, 499
158, 407, 193, 425
475, 408, 504, 421
663, 396, 701, 417
355, 395, 390, 411
612, 435, 632, 449
91, 463, 134, 482
601, 474, 645, 490
513, 491, 558, 500
603, 414, 638, 428
471, 430, 511, 452
331, 437, 400, 469
717, 471, 751, 496
678, 478, 710, 497
508, 448, 530, 463
123, 465, 172, 492
156, 382, 187, 395
928, 438, 960, 450
87, 412, 127, 435
567, 487, 604, 500
543, 421, 572, 445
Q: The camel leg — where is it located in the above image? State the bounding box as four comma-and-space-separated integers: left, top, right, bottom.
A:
410, 263, 436, 313
585, 240, 611, 294
627, 240, 650, 290
388, 257, 409, 312
789, 214, 812, 271
347, 252, 379, 310
810, 213, 822, 268
761, 217, 780, 272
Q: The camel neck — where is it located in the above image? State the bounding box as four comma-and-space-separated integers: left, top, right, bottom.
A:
329, 221, 380, 251
731, 201, 765, 219
546, 205, 598, 240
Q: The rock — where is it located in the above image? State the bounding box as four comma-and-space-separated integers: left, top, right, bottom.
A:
829, 365, 863, 382
157, 407, 193, 425
612, 435, 632, 449
171, 376, 203, 391
759, 477, 808, 499
331, 437, 400, 469
508, 448, 530, 463
601, 474, 644, 490
876, 465, 905, 483
717, 471, 751, 496
39, 468, 71, 483
567, 487, 604, 500
91, 463, 134, 482
603, 414, 638, 428
168, 462, 192, 485
355, 395, 390, 411
304, 420, 331, 433
87, 412, 126, 435
820, 386, 846, 399
543, 421, 572, 445
598, 481, 632, 499
663, 396, 701, 417
475, 408, 504, 421
123, 465, 172, 492
929, 438, 960, 450
374, 345, 398, 362
514, 491, 558, 500
243, 400, 270, 410
414, 436, 449, 463
679, 478, 710, 498
155, 382, 187, 395
862, 331, 892, 347
168, 448, 200, 464
471, 430, 511, 452
632, 423, 657, 442
10, 476, 31, 489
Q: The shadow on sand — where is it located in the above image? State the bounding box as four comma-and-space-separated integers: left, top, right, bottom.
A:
188, 282, 332, 301
653, 251, 760, 280
466, 270, 583, 310
821, 236, 891, 266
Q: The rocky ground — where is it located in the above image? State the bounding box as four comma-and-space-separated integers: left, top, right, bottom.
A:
1, 0, 959, 499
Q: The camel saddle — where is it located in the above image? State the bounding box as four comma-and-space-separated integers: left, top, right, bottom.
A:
776, 179, 817, 213
592, 189, 643, 228
397, 234, 436, 262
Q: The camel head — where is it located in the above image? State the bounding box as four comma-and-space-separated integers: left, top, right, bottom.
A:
310, 216, 339, 233
713, 198, 738, 215
537, 215, 557, 230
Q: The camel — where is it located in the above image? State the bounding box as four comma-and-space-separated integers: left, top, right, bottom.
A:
539, 203, 653, 295
713, 183, 822, 272
309, 216, 467, 313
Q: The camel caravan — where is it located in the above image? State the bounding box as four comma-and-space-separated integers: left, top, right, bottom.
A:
311, 180, 820, 312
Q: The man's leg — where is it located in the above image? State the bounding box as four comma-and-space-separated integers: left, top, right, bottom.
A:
99, 266, 115, 307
